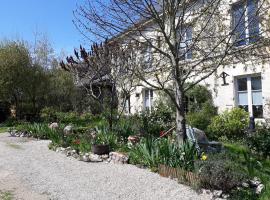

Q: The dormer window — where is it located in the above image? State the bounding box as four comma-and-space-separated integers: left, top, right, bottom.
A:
232, 0, 260, 46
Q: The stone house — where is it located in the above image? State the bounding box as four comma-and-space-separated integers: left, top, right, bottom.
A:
111, 0, 270, 122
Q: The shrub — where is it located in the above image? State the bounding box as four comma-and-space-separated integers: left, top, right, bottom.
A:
207, 108, 249, 140
187, 101, 217, 132
186, 84, 214, 112
113, 117, 139, 141
247, 125, 270, 159
138, 101, 174, 137
196, 153, 247, 192
40, 107, 57, 122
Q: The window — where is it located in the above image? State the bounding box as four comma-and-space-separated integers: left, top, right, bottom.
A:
144, 89, 154, 110
142, 43, 153, 69
179, 26, 193, 60
236, 76, 263, 118
232, 0, 260, 46
124, 96, 131, 114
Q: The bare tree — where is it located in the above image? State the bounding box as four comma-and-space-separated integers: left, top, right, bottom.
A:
61, 40, 136, 128
73, 0, 270, 142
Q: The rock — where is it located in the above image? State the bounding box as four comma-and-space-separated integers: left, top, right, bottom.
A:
221, 194, 229, 199
66, 147, 72, 151
250, 177, 261, 187
89, 153, 103, 162
72, 153, 79, 159
71, 150, 77, 154
201, 189, 211, 195
242, 182, 249, 188
256, 184, 264, 194
82, 155, 90, 162
66, 151, 72, 157
49, 122, 59, 129
100, 154, 109, 160
213, 190, 223, 198
128, 135, 140, 145
56, 147, 62, 153
109, 152, 129, 164
63, 125, 73, 135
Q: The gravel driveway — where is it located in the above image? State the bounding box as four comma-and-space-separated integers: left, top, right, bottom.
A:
0, 133, 211, 200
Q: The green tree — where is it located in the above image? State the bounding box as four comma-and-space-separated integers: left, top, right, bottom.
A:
0, 40, 31, 118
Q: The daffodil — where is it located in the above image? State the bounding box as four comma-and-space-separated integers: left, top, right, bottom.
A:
201, 152, 207, 161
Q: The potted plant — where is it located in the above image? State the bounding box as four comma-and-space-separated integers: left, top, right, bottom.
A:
91, 126, 116, 155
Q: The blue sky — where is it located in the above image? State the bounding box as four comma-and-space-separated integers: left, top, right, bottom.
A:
0, 0, 87, 55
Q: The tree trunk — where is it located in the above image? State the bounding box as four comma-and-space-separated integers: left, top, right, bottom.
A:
175, 83, 187, 143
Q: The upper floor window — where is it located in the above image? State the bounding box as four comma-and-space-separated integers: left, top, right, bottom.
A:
236, 75, 263, 118
141, 43, 153, 69
179, 26, 193, 60
232, 0, 260, 46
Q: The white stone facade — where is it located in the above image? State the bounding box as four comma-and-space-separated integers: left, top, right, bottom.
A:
119, 0, 270, 120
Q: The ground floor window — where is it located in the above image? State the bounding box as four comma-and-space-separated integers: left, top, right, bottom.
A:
124, 96, 131, 114
236, 75, 263, 118
144, 89, 154, 111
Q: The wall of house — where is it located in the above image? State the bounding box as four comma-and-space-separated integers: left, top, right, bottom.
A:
200, 62, 270, 120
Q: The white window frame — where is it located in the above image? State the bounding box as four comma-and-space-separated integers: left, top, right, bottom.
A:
232, 0, 260, 46
144, 89, 154, 111
235, 75, 263, 118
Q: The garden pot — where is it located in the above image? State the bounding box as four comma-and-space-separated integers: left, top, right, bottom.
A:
92, 144, 110, 155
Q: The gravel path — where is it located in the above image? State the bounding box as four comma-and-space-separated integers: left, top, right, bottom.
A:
0, 133, 211, 200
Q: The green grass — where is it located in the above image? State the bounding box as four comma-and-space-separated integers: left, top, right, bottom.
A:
0, 190, 14, 200
224, 142, 270, 200
0, 127, 9, 133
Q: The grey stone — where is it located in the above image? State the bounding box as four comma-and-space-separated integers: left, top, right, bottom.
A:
242, 182, 249, 188
49, 122, 59, 129
256, 184, 264, 194
250, 177, 261, 187
89, 153, 103, 162
82, 155, 90, 162
63, 125, 73, 135
109, 152, 129, 164
213, 190, 222, 198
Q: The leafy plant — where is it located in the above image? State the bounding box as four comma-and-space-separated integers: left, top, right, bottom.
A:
187, 101, 217, 133
207, 108, 249, 140
129, 137, 198, 171
247, 125, 270, 159
94, 125, 119, 150
196, 152, 247, 192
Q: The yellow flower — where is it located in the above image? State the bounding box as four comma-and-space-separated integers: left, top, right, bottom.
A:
201, 153, 207, 161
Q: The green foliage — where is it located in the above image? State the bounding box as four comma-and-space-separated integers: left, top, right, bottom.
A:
186, 84, 214, 112
129, 137, 197, 171
229, 187, 259, 200
138, 100, 174, 137
0, 39, 78, 121
40, 108, 93, 126
187, 101, 217, 132
207, 108, 249, 140
17, 123, 63, 142
95, 125, 119, 150
113, 117, 138, 141
247, 125, 270, 159
196, 152, 247, 192
40, 107, 57, 122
